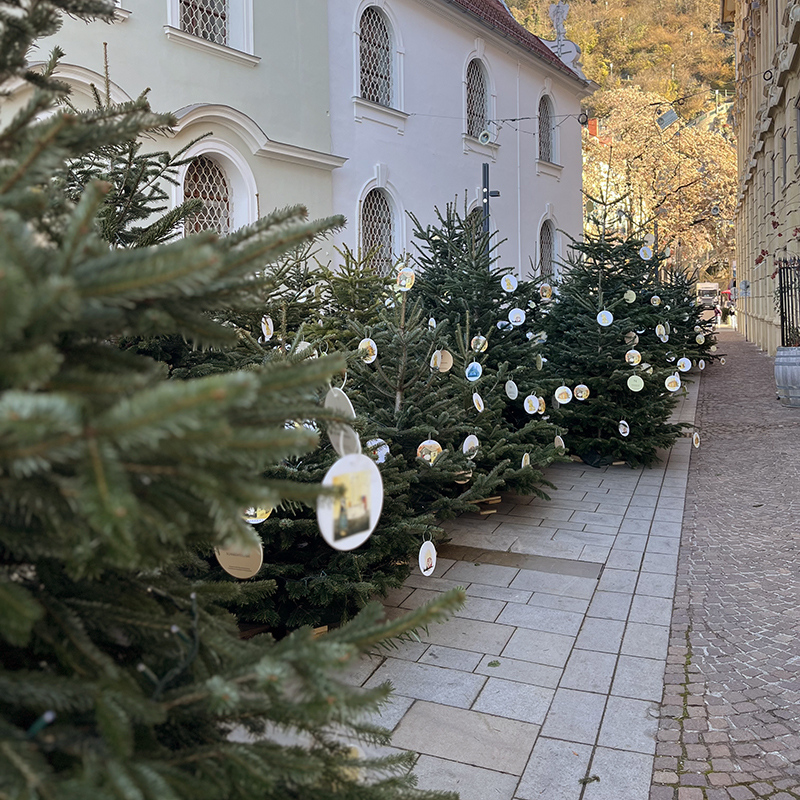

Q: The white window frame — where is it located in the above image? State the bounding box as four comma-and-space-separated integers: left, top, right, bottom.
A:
537, 211, 560, 279
165, 0, 259, 68
356, 174, 405, 269
461, 42, 498, 159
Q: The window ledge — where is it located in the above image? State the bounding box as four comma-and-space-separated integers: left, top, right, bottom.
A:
536, 159, 563, 179
113, 7, 132, 22
462, 133, 499, 161
353, 97, 408, 134
163, 26, 260, 67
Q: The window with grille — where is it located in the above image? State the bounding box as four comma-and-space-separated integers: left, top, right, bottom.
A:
466, 59, 488, 138
539, 221, 554, 277
180, 0, 227, 46
361, 189, 394, 276
360, 7, 392, 107
538, 96, 554, 162
184, 155, 232, 236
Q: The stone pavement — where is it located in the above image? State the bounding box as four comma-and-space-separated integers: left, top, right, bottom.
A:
650, 330, 800, 800
345, 378, 701, 799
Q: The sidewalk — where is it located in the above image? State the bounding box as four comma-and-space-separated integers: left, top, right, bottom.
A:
347, 374, 700, 799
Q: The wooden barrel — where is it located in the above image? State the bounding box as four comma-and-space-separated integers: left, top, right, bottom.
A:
775, 347, 800, 407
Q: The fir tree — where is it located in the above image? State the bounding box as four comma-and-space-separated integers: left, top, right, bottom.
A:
0, 4, 462, 799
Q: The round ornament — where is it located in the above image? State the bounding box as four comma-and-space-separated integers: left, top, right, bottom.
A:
508, 308, 526, 326
699, 359, 706, 370
465, 361, 483, 381
655, 324, 666, 337
260, 315, 274, 341
554, 435, 566, 451
526, 332, 534, 341
521, 452, 531, 468
524, 395, 538, 414
325, 387, 361, 457
677, 357, 692, 372
497, 321, 513, 331
296, 341, 317, 358
692, 431, 701, 448
473, 392, 485, 412
317, 453, 384, 551
720, 357, 726, 365
625, 349, 642, 366
429, 317, 437, 330
636, 327, 645, 335
454, 470, 473, 485
664, 246, 671, 257
574, 384, 590, 401
430, 350, 442, 370
359, 338, 377, 364
666, 351, 676, 363
627, 374, 645, 392
664, 321, 671, 335
439, 350, 454, 372
501, 274, 518, 293
471, 335, 488, 353
215, 540, 264, 579
644, 233, 655, 245
243, 507, 272, 525
694, 326, 702, 333
505, 380, 519, 400
665, 374, 681, 392
650, 295, 661, 306
396, 267, 415, 292
639, 245, 653, 260
695, 333, 705, 345
417, 439, 443, 464
597, 310, 614, 327
710, 345, 718, 352
659, 334, 669, 343
625, 331, 639, 346
366, 438, 390, 464
555, 385, 573, 404
618, 420, 630, 437
540, 284, 553, 299
419, 540, 437, 576
537, 396, 546, 414
462, 434, 479, 459
535, 354, 544, 371
623, 289, 637, 304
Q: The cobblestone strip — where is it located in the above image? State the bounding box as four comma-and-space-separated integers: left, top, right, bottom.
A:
650, 331, 800, 800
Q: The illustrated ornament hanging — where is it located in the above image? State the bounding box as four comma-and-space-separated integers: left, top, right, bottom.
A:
655, 324, 666, 337
627, 374, 645, 392
429, 317, 437, 330
417, 439, 443, 464
659, 334, 669, 343
497, 321, 513, 331
260, 315, 274, 341
666, 351, 676, 363
501, 274, 518, 293
554, 435, 566, 451
720, 357, 726, 365
710, 345, 717, 352
359, 338, 377, 364
625, 331, 639, 345
650, 295, 661, 306
215, 540, 264, 579
639, 245, 653, 260
623, 289, 637, 303
473, 392, 485, 412
505, 380, 519, 400
462, 434, 479, 459
644, 233, 655, 245
325, 386, 361, 457
471, 335, 488, 353
574, 384, 590, 401
524, 394, 538, 414
430, 350, 454, 372
677, 357, 692, 372
419, 540, 437, 576
316, 453, 384, 551
699, 359, 706, 370
597, 310, 614, 327
243, 507, 272, 525
694, 326, 702, 333
540, 283, 553, 299
692, 431, 701, 448
466, 361, 483, 381
366, 438, 390, 463
625, 349, 642, 366
521, 452, 531, 468
665, 374, 681, 392
396, 267, 415, 291
536, 353, 544, 371
555, 385, 573, 404
618, 420, 630, 437
508, 308, 526, 326
696, 333, 706, 344
537, 396, 546, 414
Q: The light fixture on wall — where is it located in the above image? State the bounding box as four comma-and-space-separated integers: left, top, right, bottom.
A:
478, 130, 491, 145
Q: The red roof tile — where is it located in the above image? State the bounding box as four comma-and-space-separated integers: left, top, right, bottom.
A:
442, 0, 583, 81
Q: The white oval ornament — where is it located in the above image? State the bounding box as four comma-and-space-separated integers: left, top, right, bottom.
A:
696, 333, 706, 345
526, 332, 534, 341
325, 386, 356, 419
521, 452, 531, 468
651, 295, 661, 306
555, 385, 573, 404
625, 331, 639, 345
505, 380, 519, 400
430, 350, 442, 370
537, 396, 546, 414
396, 267, 415, 292
417, 439, 443, 464
260, 315, 274, 341
665, 374, 681, 392
554, 435, 566, 451
462, 434, 479, 459
508, 308, 526, 326
439, 350, 454, 372
597, 310, 614, 327
618, 420, 630, 437
639, 245, 653, 260
524, 395, 538, 414
659, 334, 669, 343
215, 540, 264, 579
501, 274, 518, 293
471, 335, 488, 353
296, 341, 317, 358
664, 246, 671, 257
623, 289, 637, 304
317, 453, 384, 551
720, 357, 726, 365
325, 387, 361, 457
419, 540, 437, 576
626, 349, 642, 366
540, 283, 553, 299
655, 324, 666, 337
466, 361, 483, 381
710, 345, 717, 352
429, 317, 437, 330
473, 392, 485, 412
366, 438, 390, 463
243, 507, 272, 525
574, 384, 590, 401
497, 321, 513, 331
627, 375, 645, 392
359, 338, 378, 364
677, 357, 692, 372
384, 296, 395, 309
666, 351, 676, 363
699, 359, 706, 370
692, 432, 701, 448
694, 326, 702, 333
644, 233, 655, 245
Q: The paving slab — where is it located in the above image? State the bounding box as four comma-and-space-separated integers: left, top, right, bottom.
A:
502, 627, 576, 667
472, 677, 554, 725
418, 615, 515, 655
540, 687, 607, 744
474, 654, 562, 688
515, 738, 593, 800
413, 755, 519, 800
584, 748, 654, 800
598, 695, 659, 754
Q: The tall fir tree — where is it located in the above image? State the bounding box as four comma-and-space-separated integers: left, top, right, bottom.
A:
0, 4, 462, 799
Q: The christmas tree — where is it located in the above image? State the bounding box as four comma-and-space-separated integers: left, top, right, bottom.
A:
0, 4, 462, 798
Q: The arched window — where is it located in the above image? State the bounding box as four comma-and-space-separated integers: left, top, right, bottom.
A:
466, 59, 488, 138
539, 220, 555, 277
180, 0, 228, 45
538, 95, 554, 162
184, 155, 232, 236
361, 189, 394, 276
360, 7, 392, 107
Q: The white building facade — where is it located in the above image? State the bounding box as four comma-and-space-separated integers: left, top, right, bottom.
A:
328, 0, 594, 278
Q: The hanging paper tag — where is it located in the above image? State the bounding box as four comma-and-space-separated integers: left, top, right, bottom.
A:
215, 540, 264, 579
419, 540, 437, 576
466, 362, 483, 381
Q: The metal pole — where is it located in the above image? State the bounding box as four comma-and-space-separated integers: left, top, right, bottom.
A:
482, 162, 490, 236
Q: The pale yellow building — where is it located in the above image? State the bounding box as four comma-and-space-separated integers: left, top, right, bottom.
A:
728, 0, 800, 353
